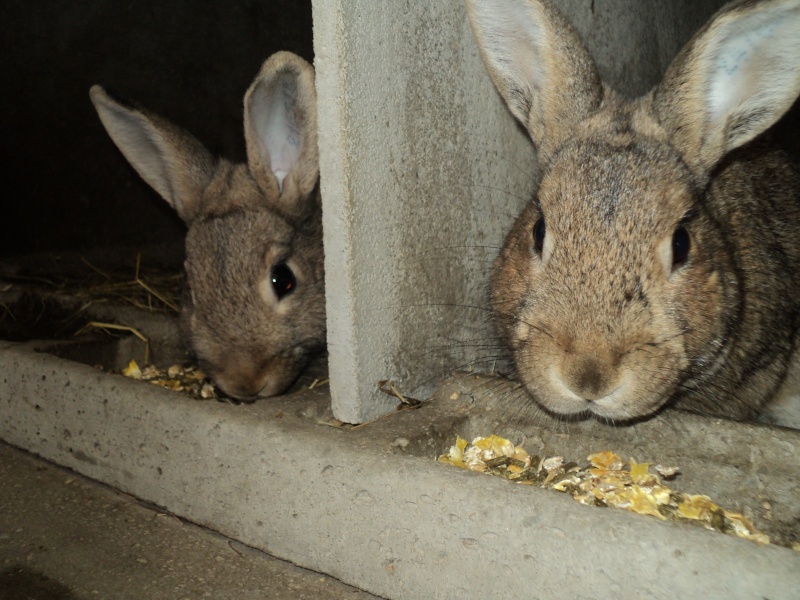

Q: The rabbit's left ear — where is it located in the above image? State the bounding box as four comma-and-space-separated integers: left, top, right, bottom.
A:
465, 0, 604, 158
244, 52, 319, 213
89, 85, 216, 224
654, 0, 800, 175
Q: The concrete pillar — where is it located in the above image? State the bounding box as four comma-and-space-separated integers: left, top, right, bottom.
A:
313, 0, 728, 423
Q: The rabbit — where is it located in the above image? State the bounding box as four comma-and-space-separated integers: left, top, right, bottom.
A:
465, 0, 800, 424
89, 51, 325, 401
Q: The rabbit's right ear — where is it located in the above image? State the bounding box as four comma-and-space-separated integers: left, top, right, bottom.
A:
654, 0, 800, 175
244, 52, 319, 215
465, 0, 604, 158
89, 86, 215, 223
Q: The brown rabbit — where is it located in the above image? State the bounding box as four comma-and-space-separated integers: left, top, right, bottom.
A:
90, 52, 325, 400
466, 0, 800, 425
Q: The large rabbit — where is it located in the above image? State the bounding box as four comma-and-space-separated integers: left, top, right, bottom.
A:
90, 52, 325, 400
465, 0, 800, 425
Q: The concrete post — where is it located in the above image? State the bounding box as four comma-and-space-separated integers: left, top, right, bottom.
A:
313, 0, 728, 423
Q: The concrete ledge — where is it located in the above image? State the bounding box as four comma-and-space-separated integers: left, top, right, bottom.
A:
2, 341, 799, 599
432, 374, 800, 548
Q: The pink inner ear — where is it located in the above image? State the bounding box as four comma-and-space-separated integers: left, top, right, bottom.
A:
469, 0, 550, 116
706, 21, 770, 125
701, 7, 800, 151
249, 73, 302, 194
268, 140, 296, 193
265, 104, 301, 193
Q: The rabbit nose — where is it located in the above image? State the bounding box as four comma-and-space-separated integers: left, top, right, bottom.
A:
214, 369, 292, 400
217, 384, 259, 403
560, 355, 620, 401
212, 374, 264, 402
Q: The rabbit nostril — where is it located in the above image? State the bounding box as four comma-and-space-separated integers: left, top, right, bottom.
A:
560, 355, 620, 401
574, 359, 604, 397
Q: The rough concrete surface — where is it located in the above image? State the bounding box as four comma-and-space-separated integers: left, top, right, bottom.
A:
0, 442, 380, 600
2, 337, 799, 599
313, 0, 534, 423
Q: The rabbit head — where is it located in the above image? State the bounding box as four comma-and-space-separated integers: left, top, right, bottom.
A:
466, 0, 800, 421
90, 52, 325, 400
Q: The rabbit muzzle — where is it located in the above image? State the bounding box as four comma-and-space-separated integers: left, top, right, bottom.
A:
206, 350, 307, 400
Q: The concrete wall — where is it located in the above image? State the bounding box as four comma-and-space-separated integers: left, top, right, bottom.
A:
313, 0, 535, 422
313, 0, 731, 423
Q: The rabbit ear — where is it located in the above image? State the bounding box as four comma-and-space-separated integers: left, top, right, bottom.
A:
89, 85, 215, 223
244, 52, 319, 212
655, 0, 800, 175
465, 0, 603, 157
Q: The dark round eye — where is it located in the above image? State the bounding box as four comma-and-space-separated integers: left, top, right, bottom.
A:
672, 225, 690, 269
533, 217, 546, 254
270, 261, 296, 300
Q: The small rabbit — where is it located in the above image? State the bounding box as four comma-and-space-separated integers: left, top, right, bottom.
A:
90, 52, 325, 400
465, 0, 800, 424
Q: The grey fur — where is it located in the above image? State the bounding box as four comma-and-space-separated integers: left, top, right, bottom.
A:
90, 52, 324, 400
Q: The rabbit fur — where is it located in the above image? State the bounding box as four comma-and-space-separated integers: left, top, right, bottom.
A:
466, 0, 800, 424
90, 52, 325, 400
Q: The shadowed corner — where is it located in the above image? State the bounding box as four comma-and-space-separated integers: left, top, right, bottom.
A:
0, 566, 80, 600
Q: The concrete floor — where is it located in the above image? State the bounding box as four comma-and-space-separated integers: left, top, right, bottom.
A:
0, 442, 381, 600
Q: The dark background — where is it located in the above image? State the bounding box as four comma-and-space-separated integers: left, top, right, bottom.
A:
1, 2, 798, 260
1, 0, 314, 258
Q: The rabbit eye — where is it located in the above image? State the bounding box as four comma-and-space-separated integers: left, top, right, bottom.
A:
270, 261, 296, 300
533, 217, 546, 254
671, 225, 690, 269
